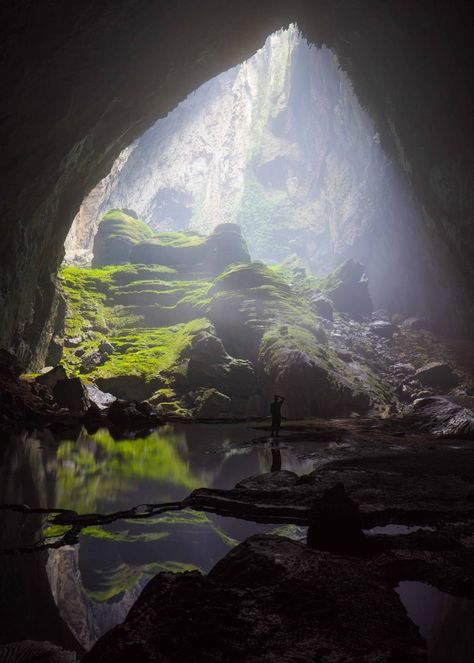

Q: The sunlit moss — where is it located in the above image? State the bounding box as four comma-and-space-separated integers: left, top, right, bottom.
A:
90, 318, 212, 383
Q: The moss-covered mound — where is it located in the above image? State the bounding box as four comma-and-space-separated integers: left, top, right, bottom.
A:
130, 224, 250, 274
92, 209, 154, 267
259, 326, 388, 417
58, 221, 397, 419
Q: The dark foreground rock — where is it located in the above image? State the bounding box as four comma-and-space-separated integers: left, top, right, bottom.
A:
107, 399, 160, 427
53, 377, 91, 413
0, 640, 77, 662
83, 534, 424, 663
307, 483, 367, 554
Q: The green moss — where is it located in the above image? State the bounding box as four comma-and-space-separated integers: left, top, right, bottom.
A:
209, 261, 290, 294
92, 209, 154, 267
260, 324, 392, 408
90, 318, 212, 383
141, 231, 206, 248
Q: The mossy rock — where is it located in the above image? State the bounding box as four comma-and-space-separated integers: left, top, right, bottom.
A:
209, 262, 290, 295
317, 259, 373, 321
92, 209, 154, 267
177, 327, 256, 399
206, 263, 321, 362
130, 225, 250, 274
192, 387, 233, 419
258, 325, 388, 418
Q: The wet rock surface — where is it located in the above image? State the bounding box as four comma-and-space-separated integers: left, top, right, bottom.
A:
79, 416, 474, 662
410, 396, 474, 438
83, 534, 425, 663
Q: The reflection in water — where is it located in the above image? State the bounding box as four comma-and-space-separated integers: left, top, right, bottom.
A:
0, 424, 314, 651
396, 581, 474, 663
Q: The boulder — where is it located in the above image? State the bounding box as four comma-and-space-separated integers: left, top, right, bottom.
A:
410, 396, 474, 438
83, 402, 102, 422
415, 361, 459, 388
307, 483, 367, 555
322, 259, 373, 320
259, 338, 370, 418
95, 375, 164, 401
92, 209, 154, 267
80, 350, 107, 372
98, 341, 115, 355
107, 399, 158, 426
193, 388, 233, 418
310, 293, 334, 321
53, 377, 91, 413
83, 534, 424, 663
35, 365, 67, 390
86, 384, 116, 410
181, 329, 256, 399
64, 336, 83, 348
369, 320, 397, 338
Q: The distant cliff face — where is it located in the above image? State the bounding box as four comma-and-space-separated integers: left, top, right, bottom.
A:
67, 26, 428, 312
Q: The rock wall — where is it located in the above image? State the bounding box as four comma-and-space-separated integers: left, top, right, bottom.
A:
1, 0, 473, 368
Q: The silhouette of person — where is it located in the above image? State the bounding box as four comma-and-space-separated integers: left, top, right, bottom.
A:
270, 394, 285, 437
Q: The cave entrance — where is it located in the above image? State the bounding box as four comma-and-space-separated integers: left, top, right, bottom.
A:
64, 24, 424, 299
53, 24, 431, 421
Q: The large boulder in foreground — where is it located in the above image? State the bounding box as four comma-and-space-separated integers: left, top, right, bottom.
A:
83, 534, 424, 663
130, 223, 250, 274
321, 259, 373, 320
92, 209, 154, 267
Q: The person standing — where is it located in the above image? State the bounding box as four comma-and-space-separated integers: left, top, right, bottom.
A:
270, 394, 285, 437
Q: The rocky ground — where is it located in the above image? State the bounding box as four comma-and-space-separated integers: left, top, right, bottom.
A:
75, 418, 474, 662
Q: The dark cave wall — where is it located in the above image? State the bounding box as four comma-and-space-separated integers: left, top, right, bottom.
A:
1, 0, 473, 368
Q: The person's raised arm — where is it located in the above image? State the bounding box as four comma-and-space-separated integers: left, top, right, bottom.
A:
278, 395, 285, 403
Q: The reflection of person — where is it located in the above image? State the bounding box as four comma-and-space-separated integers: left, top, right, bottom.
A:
270, 394, 285, 437
270, 438, 282, 472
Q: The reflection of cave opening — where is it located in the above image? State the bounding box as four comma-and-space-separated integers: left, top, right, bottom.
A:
65, 24, 427, 314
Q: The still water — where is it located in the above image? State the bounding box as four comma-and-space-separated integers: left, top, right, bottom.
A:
0, 423, 315, 652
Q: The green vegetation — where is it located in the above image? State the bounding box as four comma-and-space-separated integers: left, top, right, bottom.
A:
92, 209, 154, 267
59, 216, 394, 418
91, 319, 211, 384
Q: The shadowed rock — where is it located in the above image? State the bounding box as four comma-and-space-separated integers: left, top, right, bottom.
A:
53, 378, 91, 414
415, 362, 459, 388
83, 534, 425, 663
307, 483, 367, 555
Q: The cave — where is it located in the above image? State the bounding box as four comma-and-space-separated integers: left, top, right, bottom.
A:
1, 2, 474, 662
